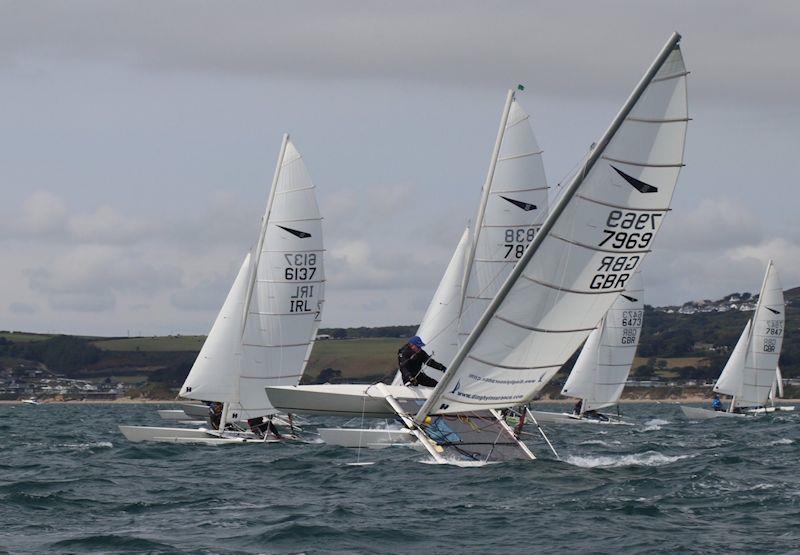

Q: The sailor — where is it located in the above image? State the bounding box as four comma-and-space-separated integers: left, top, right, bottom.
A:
711, 394, 724, 412
573, 399, 583, 415
397, 336, 446, 387
209, 402, 223, 429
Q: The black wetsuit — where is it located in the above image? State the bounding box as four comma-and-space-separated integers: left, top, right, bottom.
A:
397, 343, 446, 387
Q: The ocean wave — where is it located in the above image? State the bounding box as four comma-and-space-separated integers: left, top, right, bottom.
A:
564, 451, 693, 468
59, 441, 113, 450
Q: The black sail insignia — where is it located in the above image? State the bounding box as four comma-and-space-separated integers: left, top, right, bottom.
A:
621, 294, 639, 303
611, 165, 659, 194
500, 196, 537, 211
277, 225, 312, 239
766, 307, 781, 315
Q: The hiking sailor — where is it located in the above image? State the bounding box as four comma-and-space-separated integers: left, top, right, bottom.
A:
398, 336, 446, 387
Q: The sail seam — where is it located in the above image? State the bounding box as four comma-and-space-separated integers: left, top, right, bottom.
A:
270, 216, 321, 223
519, 274, 627, 296
626, 116, 691, 123
575, 194, 671, 212
651, 70, 689, 83
242, 342, 310, 348
274, 185, 316, 194
550, 232, 652, 255
497, 150, 543, 162
247, 311, 321, 317
602, 155, 684, 168
495, 315, 597, 333
490, 185, 549, 194
467, 354, 560, 371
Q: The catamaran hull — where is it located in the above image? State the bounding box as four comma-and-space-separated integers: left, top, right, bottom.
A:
318, 427, 415, 449
118, 425, 286, 445
158, 409, 190, 421
528, 410, 631, 425
679, 406, 747, 420
178, 403, 211, 419
265, 384, 431, 418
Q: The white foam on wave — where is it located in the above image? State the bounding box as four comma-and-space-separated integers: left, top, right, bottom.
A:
640, 418, 670, 431
764, 438, 795, 447
579, 439, 621, 447
564, 450, 693, 469
61, 441, 113, 450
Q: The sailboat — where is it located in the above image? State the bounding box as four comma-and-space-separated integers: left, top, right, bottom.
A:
269, 32, 689, 464
120, 135, 325, 444
680, 260, 792, 420
312, 87, 551, 449
530, 270, 644, 425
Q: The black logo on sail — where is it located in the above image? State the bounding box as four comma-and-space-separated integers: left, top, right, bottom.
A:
621, 294, 639, 303
766, 307, 781, 315
500, 196, 537, 211
611, 166, 658, 194
277, 225, 312, 239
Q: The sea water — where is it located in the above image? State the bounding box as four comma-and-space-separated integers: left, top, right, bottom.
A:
1, 403, 799, 553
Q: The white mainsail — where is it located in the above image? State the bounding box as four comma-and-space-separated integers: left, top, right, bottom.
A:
714, 261, 784, 409
180, 135, 324, 421
458, 95, 549, 345
418, 34, 688, 418
562, 270, 644, 412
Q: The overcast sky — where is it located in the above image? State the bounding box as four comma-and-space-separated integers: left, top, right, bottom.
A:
1, 1, 799, 336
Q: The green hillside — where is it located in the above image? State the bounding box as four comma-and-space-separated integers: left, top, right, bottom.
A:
1, 286, 797, 398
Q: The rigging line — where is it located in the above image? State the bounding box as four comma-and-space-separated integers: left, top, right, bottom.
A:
526, 407, 560, 460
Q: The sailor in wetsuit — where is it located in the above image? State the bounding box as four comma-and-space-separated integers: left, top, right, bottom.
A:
712, 394, 724, 412
397, 336, 446, 387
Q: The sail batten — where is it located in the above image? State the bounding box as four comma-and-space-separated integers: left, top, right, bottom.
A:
418, 34, 687, 419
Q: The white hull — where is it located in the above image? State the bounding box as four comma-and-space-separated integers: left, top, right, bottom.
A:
679, 406, 747, 420
265, 384, 432, 418
747, 405, 795, 414
529, 410, 631, 426
178, 403, 211, 419
318, 427, 415, 449
158, 409, 190, 421
118, 425, 283, 444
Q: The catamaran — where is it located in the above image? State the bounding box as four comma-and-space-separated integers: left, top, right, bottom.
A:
680, 260, 792, 420
120, 134, 325, 444
317, 86, 551, 448
269, 32, 690, 464
530, 270, 644, 425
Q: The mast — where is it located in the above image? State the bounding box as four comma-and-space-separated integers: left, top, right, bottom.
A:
416, 32, 683, 422
241, 133, 290, 334
457, 89, 516, 320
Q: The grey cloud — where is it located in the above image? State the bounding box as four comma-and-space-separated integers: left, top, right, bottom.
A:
1, 2, 798, 104
48, 291, 115, 312
169, 275, 231, 311
8, 302, 38, 315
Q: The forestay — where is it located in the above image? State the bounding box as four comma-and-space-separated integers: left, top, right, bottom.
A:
562, 270, 644, 412
419, 34, 688, 417
459, 96, 549, 346
180, 136, 324, 420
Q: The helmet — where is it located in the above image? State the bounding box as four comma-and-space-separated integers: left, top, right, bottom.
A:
408, 336, 425, 348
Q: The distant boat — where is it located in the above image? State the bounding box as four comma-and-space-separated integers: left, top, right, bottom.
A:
120, 134, 325, 444
21, 398, 39, 406
680, 260, 793, 420
530, 271, 644, 425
